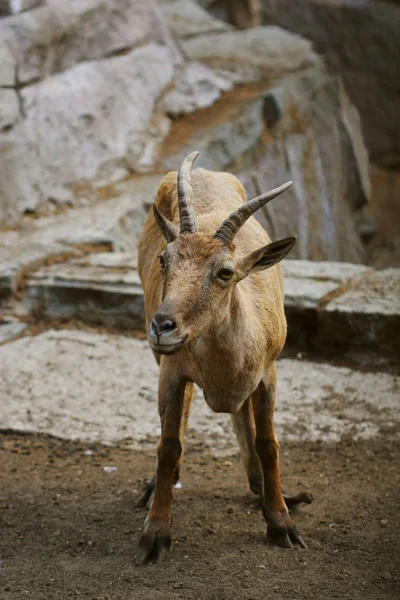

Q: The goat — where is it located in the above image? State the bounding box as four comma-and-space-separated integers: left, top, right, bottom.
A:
136, 151, 312, 563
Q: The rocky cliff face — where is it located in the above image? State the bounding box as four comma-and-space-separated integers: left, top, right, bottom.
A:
0, 0, 370, 263
257, 0, 400, 265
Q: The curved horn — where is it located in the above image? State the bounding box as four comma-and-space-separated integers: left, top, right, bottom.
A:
213, 181, 293, 245
177, 151, 200, 235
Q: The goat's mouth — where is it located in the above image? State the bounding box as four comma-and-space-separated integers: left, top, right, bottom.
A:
148, 334, 188, 355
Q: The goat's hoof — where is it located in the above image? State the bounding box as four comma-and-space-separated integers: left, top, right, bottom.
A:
267, 510, 307, 549
136, 520, 172, 565
283, 490, 313, 509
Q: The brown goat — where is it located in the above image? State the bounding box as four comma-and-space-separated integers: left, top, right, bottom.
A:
136, 152, 312, 563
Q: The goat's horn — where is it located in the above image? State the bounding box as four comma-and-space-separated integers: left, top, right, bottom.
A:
177, 151, 200, 235
213, 181, 293, 245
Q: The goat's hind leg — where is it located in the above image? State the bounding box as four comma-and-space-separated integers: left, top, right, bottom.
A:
232, 397, 313, 508
252, 363, 310, 549
231, 397, 263, 496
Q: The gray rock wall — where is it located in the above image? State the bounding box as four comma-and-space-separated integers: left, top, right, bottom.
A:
0, 0, 370, 264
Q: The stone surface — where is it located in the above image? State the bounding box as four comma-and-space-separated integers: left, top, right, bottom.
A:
0, 44, 174, 225
160, 0, 231, 38
0, 242, 83, 296
282, 260, 370, 310
0, 175, 160, 294
0, 88, 19, 129
0, 0, 176, 83
284, 263, 400, 363
0, 320, 27, 344
9, 0, 41, 13
25, 254, 145, 329
0, 0, 375, 270
0, 41, 16, 85
0, 329, 398, 452
161, 97, 264, 171
262, 0, 400, 163
180, 26, 318, 81
240, 66, 369, 263
162, 62, 232, 117
318, 268, 400, 360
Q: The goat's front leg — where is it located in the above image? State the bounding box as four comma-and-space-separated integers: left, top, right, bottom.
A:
135, 381, 194, 510
252, 363, 307, 549
136, 367, 186, 564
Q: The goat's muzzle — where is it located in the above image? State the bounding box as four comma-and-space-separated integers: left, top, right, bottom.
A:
148, 311, 188, 355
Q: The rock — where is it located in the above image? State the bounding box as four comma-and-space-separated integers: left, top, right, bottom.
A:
159, 0, 231, 38
0, 241, 83, 296
0, 88, 19, 130
0, 0, 178, 83
161, 97, 264, 171
0, 44, 174, 224
0, 41, 16, 86
283, 261, 400, 364
125, 113, 171, 173
24, 254, 145, 329
262, 0, 400, 163
0, 320, 28, 344
8, 0, 41, 13
282, 260, 370, 310
319, 268, 400, 361
180, 26, 318, 82
0, 329, 398, 448
0, 174, 160, 294
240, 66, 369, 263
162, 62, 232, 118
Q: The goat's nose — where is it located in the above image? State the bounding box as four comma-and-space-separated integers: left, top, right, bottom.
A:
150, 313, 177, 336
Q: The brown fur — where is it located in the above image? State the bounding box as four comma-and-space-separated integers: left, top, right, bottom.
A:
136, 167, 311, 564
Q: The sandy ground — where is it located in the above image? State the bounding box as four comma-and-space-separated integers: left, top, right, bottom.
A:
0, 433, 399, 600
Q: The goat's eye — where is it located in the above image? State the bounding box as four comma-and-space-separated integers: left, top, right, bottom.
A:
218, 268, 234, 281
158, 254, 165, 268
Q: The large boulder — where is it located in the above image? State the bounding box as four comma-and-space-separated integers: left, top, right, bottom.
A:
0, 0, 179, 225
180, 25, 318, 81
0, 0, 179, 83
0, 43, 174, 224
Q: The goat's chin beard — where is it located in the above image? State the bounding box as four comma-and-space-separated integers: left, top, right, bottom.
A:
149, 335, 188, 356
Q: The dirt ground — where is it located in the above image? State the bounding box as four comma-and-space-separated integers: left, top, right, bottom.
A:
0, 433, 399, 600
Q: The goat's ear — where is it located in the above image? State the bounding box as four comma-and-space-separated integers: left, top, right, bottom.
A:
153, 204, 179, 243
237, 237, 296, 277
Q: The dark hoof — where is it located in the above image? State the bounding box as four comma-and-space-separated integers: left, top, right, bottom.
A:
267, 510, 307, 549
283, 491, 313, 509
136, 520, 172, 565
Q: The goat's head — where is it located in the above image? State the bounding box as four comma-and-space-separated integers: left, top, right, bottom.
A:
148, 152, 296, 355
